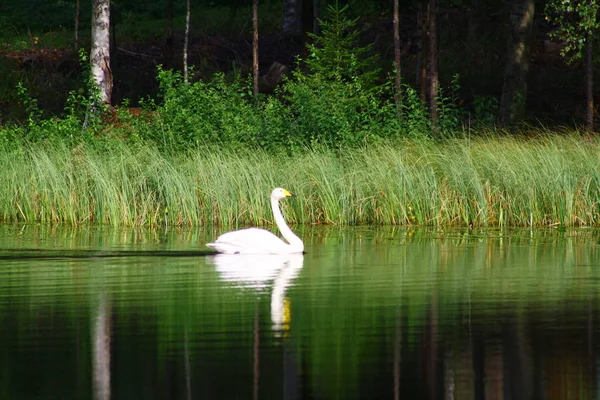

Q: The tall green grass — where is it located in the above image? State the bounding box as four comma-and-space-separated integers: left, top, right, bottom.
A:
0, 134, 598, 227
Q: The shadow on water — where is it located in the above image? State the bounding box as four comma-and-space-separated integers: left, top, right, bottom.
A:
0, 248, 215, 260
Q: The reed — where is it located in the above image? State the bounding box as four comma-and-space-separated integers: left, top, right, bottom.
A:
0, 134, 598, 227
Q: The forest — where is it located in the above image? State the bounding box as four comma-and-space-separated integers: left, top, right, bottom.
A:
0, 0, 598, 227
1, 0, 598, 132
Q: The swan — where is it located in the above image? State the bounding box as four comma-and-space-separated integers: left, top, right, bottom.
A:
206, 188, 304, 254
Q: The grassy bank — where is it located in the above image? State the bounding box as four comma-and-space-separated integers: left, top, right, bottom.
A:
0, 133, 598, 227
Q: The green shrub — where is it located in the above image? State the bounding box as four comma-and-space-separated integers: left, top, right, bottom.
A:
154, 68, 262, 150
276, 71, 399, 146
472, 95, 499, 125
435, 74, 464, 136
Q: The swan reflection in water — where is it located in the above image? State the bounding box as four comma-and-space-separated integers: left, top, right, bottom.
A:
208, 253, 304, 332
208, 253, 304, 399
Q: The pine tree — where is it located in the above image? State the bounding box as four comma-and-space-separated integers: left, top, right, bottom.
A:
304, 1, 380, 89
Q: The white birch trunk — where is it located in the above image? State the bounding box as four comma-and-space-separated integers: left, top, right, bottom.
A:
91, 0, 112, 105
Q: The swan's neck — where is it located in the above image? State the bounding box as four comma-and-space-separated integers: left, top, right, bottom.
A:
271, 197, 304, 252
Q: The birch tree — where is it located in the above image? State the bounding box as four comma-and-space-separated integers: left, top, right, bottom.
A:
91, 0, 112, 106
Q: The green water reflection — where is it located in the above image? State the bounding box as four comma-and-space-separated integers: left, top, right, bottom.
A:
0, 225, 598, 399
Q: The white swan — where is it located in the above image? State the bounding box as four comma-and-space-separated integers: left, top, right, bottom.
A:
206, 188, 304, 254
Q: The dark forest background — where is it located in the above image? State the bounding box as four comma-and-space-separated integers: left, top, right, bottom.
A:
0, 0, 597, 130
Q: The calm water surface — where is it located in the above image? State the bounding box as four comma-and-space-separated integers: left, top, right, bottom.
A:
0, 225, 599, 399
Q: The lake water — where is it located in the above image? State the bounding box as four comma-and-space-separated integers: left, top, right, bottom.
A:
0, 224, 599, 399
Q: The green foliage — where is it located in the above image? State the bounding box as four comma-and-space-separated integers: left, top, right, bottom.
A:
305, 1, 381, 89
154, 67, 262, 150
435, 74, 463, 136
545, 0, 600, 62
1, 48, 106, 147
275, 72, 399, 147
398, 85, 430, 135
0, 0, 83, 35
16, 82, 42, 126
0, 0, 499, 154
472, 95, 499, 125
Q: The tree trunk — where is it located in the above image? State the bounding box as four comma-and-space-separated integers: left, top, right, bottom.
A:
75, 0, 80, 50
165, 0, 174, 69
428, 0, 439, 131
183, 0, 191, 82
418, 4, 428, 102
91, 0, 112, 106
497, 0, 534, 126
282, 0, 302, 39
467, 0, 480, 49
393, 0, 402, 115
312, 0, 320, 36
253, 0, 259, 98
584, 35, 594, 132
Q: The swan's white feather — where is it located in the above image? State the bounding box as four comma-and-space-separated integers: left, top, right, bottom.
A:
206, 228, 292, 254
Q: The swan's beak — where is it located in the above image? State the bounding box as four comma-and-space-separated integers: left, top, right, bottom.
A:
283, 189, 295, 198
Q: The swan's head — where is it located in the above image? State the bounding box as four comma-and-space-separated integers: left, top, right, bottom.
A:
271, 187, 294, 200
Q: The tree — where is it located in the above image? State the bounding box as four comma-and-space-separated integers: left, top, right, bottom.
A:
417, 3, 428, 101
392, 0, 402, 115
75, 0, 81, 50
253, 0, 260, 98
283, 0, 302, 39
428, 0, 439, 131
497, 0, 535, 126
467, 0, 481, 49
165, 0, 174, 69
183, 0, 191, 82
545, 0, 600, 132
91, 0, 112, 106
305, 2, 379, 89
312, 0, 321, 36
